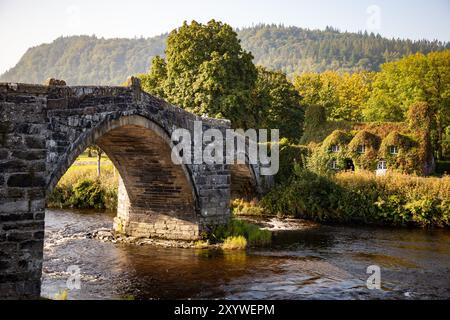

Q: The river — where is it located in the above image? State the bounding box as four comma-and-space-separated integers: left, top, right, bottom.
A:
41, 209, 450, 300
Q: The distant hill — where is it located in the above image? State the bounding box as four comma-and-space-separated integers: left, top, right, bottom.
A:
1, 24, 448, 85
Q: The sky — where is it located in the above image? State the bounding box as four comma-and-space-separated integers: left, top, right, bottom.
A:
0, 0, 449, 74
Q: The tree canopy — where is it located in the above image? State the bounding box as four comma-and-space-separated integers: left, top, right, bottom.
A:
363, 51, 450, 159
140, 20, 304, 141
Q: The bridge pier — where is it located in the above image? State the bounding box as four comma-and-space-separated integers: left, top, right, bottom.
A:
114, 176, 204, 240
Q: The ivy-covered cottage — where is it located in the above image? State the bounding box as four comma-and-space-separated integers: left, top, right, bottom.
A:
301, 104, 435, 176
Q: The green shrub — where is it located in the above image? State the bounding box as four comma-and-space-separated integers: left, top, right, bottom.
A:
231, 198, 265, 216
222, 236, 247, 250
47, 163, 118, 211
261, 169, 450, 227
212, 219, 271, 247
276, 138, 309, 183
69, 179, 105, 209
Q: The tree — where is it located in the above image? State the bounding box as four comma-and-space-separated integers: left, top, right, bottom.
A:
363, 51, 450, 159
293, 71, 372, 121
87, 145, 104, 177
138, 21, 306, 141
139, 56, 167, 99
251, 66, 304, 141
139, 20, 257, 128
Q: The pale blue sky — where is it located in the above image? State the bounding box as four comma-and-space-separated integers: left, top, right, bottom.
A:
0, 0, 449, 74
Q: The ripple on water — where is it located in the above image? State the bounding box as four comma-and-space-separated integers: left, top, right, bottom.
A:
42, 209, 450, 300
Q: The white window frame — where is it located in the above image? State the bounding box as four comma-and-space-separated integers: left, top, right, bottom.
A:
331, 145, 340, 153
330, 160, 338, 170
377, 160, 387, 170
357, 144, 366, 154
389, 145, 398, 155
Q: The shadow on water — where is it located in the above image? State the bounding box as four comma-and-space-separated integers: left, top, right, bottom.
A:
42, 209, 450, 300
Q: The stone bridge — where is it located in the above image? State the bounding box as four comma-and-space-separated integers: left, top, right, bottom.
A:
0, 78, 271, 299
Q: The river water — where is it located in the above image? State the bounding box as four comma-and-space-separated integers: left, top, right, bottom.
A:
41, 209, 450, 300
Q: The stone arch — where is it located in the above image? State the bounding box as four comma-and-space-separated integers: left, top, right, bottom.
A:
230, 164, 259, 200
230, 150, 261, 200
47, 115, 200, 240
47, 115, 198, 205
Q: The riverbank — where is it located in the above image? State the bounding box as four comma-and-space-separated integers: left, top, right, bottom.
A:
261, 169, 449, 228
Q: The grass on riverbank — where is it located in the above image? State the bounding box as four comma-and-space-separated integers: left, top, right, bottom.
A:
261, 169, 449, 227
211, 219, 272, 248
47, 163, 118, 211
222, 236, 247, 250
231, 198, 265, 216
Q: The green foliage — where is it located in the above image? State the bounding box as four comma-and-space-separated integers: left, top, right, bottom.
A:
363, 51, 450, 159
1, 35, 167, 85
407, 101, 433, 131
379, 131, 421, 174
139, 56, 167, 98
212, 219, 271, 247
294, 71, 373, 121
347, 130, 381, 170
321, 130, 353, 150
193, 240, 210, 249
305, 118, 430, 175
139, 22, 304, 139
49, 179, 117, 210
231, 199, 265, 216
251, 66, 304, 140
222, 236, 247, 250
47, 163, 118, 210
261, 169, 343, 221
261, 169, 449, 227
303, 105, 327, 130
275, 138, 309, 183
71, 179, 104, 209
306, 130, 353, 174
238, 24, 448, 76
139, 20, 257, 128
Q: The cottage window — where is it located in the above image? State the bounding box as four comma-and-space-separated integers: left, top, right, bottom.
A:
377, 161, 387, 170
389, 146, 398, 155
330, 160, 338, 170
331, 145, 340, 153
357, 145, 366, 154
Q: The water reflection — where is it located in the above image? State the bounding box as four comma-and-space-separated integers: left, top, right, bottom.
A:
42, 209, 450, 300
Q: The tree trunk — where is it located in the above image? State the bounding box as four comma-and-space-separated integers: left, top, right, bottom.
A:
97, 153, 102, 177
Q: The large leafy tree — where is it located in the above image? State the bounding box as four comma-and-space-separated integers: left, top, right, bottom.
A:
363, 51, 450, 159
140, 20, 304, 141
251, 66, 304, 141
293, 71, 372, 121
140, 20, 257, 128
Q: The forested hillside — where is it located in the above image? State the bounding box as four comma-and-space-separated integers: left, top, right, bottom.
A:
1, 24, 448, 85
0, 35, 166, 85
239, 25, 448, 75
